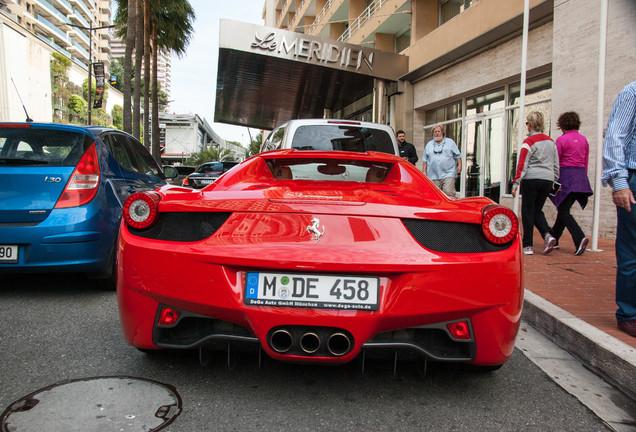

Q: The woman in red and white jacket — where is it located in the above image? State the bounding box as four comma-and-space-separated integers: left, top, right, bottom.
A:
512, 111, 560, 255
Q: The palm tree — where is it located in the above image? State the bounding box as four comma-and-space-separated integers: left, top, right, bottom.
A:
132, 0, 143, 139
120, 0, 136, 134
143, 0, 151, 149
150, 0, 195, 162
114, 0, 195, 160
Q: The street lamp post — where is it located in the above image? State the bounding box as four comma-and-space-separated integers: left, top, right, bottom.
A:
67, 22, 114, 125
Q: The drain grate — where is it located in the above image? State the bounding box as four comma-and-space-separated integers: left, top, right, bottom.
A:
0, 376, 181, 432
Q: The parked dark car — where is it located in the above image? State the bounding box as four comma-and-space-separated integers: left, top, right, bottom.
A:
182, 161, 239, 188
0, 122, 176, 289
163, 165, 195, 185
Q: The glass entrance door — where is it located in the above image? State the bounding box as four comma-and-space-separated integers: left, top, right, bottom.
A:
463, 115, 504, 202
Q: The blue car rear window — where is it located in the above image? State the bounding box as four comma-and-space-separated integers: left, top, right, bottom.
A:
0, 128, 89, 167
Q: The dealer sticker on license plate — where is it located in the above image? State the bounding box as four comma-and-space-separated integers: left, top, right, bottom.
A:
0, 245, 18, 263
245, 272, 379, 311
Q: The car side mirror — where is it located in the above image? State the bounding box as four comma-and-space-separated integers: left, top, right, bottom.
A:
163, 166, 178, 179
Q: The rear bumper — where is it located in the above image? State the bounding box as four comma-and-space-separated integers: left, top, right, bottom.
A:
0, 205, 116, 273
117, 227, 523, 366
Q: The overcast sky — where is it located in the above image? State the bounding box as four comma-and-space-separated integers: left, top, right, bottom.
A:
168, 0, 264, 145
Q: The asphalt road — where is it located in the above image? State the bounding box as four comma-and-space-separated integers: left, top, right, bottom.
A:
0, 274, 611, 432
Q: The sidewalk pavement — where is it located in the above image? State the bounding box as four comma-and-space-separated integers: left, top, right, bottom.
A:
521, 231, 636, 400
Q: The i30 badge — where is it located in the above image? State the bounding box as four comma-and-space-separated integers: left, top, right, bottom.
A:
306, 218, 325, 242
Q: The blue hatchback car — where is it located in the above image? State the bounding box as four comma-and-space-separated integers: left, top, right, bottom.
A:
0, 123, 175, 288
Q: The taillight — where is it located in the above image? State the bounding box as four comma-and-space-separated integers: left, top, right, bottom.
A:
182, 177, 189, 186
481, 204, 518, 244
123, 192, 161, 230
54, 142, 100, 208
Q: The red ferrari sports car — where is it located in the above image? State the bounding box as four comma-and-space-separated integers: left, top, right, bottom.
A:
117, 150, 522, 369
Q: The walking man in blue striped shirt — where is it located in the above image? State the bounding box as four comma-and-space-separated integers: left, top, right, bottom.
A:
602, 80, 636, 337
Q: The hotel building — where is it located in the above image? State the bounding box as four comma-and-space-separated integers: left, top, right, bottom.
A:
217, 0, 635, 239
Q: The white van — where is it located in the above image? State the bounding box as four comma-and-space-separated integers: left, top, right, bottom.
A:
260, 119, 399, 155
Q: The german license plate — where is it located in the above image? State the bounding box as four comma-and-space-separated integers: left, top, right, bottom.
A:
201, 179, 214, 184
0, 245, 18, 263
245, 272, 379, 311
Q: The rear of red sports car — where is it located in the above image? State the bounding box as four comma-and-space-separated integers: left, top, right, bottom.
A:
117, 150, 522, 368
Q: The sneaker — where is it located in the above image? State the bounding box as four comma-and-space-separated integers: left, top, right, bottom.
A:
574, 238, 589, 256
543, 234, 556, 254
523, 246, 534, 255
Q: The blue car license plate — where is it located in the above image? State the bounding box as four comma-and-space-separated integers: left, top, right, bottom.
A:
245, 272, 379, 311
0, 245, 18, 263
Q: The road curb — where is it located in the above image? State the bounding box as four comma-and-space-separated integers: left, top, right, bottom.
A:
522, 289, 636, 400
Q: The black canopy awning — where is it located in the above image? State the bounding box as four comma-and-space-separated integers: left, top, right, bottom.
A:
214, 20, 408, 131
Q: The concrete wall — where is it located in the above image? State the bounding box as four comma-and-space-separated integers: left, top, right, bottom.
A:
1, 14, 122, 124
550, 0, 636, 240
406, 0, 635, 239
0, 18, 53, 122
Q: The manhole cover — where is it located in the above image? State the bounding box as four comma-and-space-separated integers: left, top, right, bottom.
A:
1, 376, 181, 432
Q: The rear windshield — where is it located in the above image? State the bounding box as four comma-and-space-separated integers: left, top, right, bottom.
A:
0, 128, 89, 166
196, 162, 238, 173
266, 158, 394, 183
290, 125, 395, 154
175, 166, 195, 175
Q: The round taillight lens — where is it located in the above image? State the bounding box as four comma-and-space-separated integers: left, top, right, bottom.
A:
481, 204, 518, 244
123, 192, 161, 230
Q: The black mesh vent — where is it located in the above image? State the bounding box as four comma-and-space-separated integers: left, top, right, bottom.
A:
130, 212, 231, 242
402, 219, 509, 253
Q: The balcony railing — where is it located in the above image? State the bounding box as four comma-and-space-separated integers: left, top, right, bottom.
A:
69, 7, 90, 28
339, 0, 387, 42
290, 0, 310, 29
69, 40, 89, 59
34, 14, 70, 43
36, 33, 71, 58
49, 0, 73, 14
67, 0, 95, 25
34, 0, 69, 24
276, 0, 290, 27
68, 26, 90, 46
307, 0, 335, 35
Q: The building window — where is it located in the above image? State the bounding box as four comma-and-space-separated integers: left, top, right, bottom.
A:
424, 101, 463, 193
421, 73, 552, 201
395, 27, 411, 53
505, 74, 552, 194
440, 0, 472, 25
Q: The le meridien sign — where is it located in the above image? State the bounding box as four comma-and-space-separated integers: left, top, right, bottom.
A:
219, 19, 407, 82
252, 31, 374, 74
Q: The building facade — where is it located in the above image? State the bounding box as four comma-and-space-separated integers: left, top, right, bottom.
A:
160, 113, 245, 165
258, 0, 636, 239
110, 33, 173, 98
3, 0, 112, 70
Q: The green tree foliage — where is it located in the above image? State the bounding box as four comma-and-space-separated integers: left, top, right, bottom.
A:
112, 105, 124, 130
50, 52, 72, 121
109, 57, 125, 93
187, 147, 233, 167
67, 94, 86, 123
83, 78, 109, 107
248, 132, 263, 157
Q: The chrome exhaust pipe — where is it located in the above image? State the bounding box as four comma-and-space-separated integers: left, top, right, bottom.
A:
327, 332, 351, 356
299, 332, 321, 354
270, 329, 293, 353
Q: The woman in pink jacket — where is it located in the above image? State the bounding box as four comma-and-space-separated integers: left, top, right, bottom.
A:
550, 112, 594, 255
